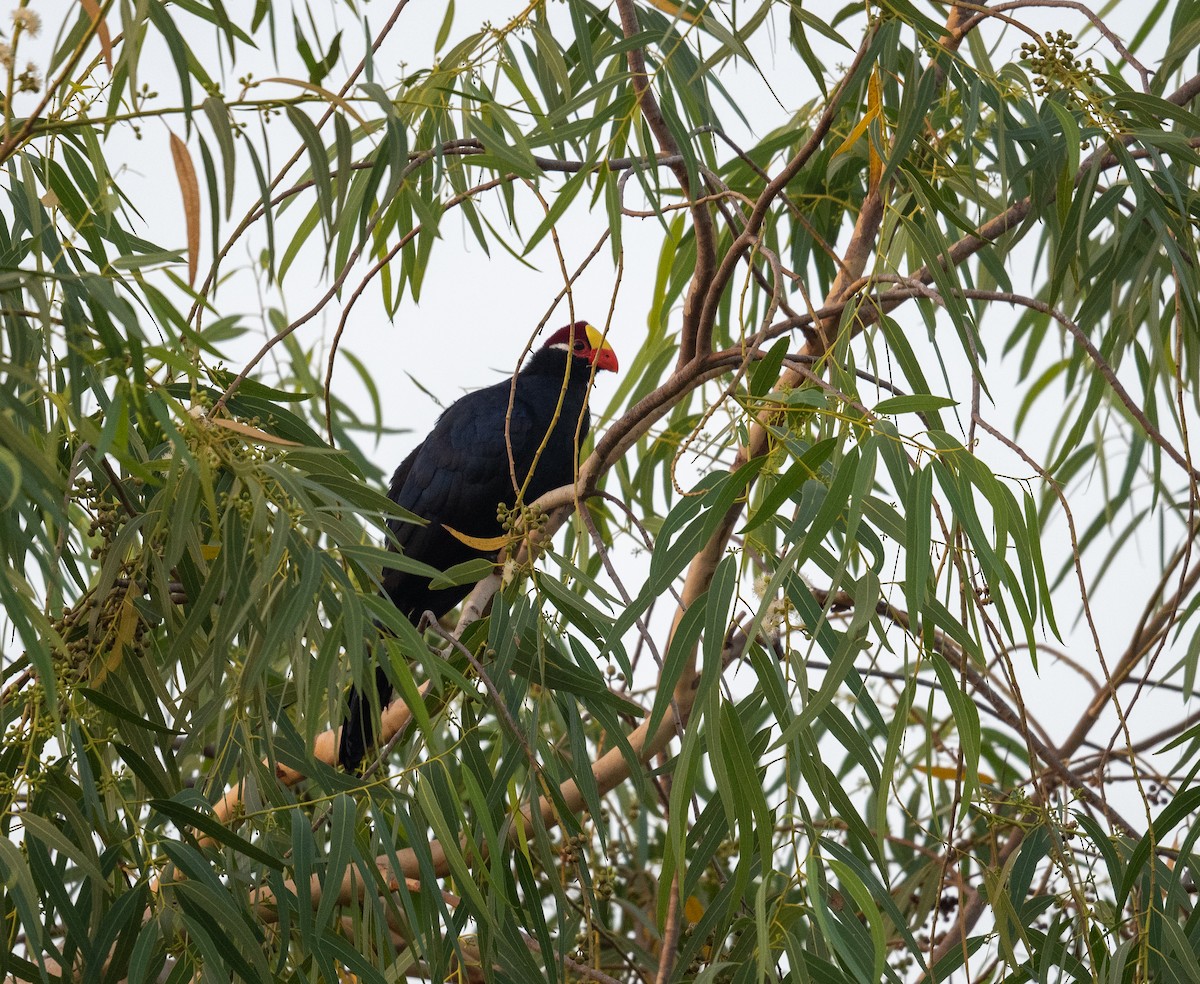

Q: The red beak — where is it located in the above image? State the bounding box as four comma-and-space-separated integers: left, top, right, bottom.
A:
591, 345, 619, 373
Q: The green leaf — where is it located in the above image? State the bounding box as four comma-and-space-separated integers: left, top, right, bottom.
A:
465, 115, 540, 178
426, 557, 497, 590
78, 687, 184, 736
314, 794, 356, 930
202, 95, 237, 217
749, 336, 791, 397
926, 652, 982, 804
149, 798, 284, 869
904, 464, 932, 619
285, 105, 334, 232
873, 394, 957, 415
523, 168, 591, 254
1118, 785, 1200, 908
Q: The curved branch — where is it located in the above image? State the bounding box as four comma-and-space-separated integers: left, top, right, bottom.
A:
693, 28, 877, 355
0, 4, 105, 163
614, 0, 717, 365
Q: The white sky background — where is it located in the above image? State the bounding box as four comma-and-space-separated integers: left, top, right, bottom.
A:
15, 1, 1194, 791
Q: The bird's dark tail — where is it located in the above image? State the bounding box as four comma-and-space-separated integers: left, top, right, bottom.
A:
338, 664, 395, 772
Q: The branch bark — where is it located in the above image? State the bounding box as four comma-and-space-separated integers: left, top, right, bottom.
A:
613, 0, 717, 365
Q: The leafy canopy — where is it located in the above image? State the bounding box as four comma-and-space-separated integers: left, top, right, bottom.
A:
2, 2, 1200, 983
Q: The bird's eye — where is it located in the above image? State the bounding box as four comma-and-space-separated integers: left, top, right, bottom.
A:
573, 340, 586, 351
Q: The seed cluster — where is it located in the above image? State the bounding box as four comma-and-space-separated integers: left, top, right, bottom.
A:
53, 581, 150, 680
497, 501, 550, 533
1019, 31, 1100, 98
82, 489, 124, 562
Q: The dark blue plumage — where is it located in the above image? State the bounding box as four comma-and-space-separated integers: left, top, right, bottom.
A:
338, 322, 617, 771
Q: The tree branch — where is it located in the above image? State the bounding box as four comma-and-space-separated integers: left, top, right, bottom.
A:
614, 0, 717, 365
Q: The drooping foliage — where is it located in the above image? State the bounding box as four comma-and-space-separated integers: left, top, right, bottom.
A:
3, 2, 1200, 982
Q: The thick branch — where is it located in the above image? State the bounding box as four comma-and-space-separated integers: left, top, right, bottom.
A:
613, 0, 717, 365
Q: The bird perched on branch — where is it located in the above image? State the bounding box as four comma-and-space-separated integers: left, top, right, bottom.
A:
338, 321, 619, 771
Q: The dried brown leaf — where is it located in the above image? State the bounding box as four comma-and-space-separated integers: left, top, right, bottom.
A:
81, 0, 113, 72
209, 417, 302, 447
169, 131, 200, 287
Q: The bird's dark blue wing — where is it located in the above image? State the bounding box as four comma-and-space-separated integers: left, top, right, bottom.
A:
341, 367, 593, 772
378, 377, 550, 618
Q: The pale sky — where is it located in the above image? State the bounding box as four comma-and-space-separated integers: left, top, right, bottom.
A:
16, 1, 1189, 757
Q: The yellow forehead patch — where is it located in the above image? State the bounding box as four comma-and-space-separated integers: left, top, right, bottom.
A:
584, 323, 613, 351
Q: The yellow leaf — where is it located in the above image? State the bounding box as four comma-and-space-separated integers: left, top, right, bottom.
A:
832, 110, 876, 160
832, 67, 886, 191
866, 67, 884, 191
442, 525, 513, 551
94, 592, 140, 685
643, 0, 701, 25
169, 132, 200, 287
261, 77, 369, 127
914, 763, 996, 786
684, 895, 705, 924
209, 416, 301, 446
200, 544, 221, 561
